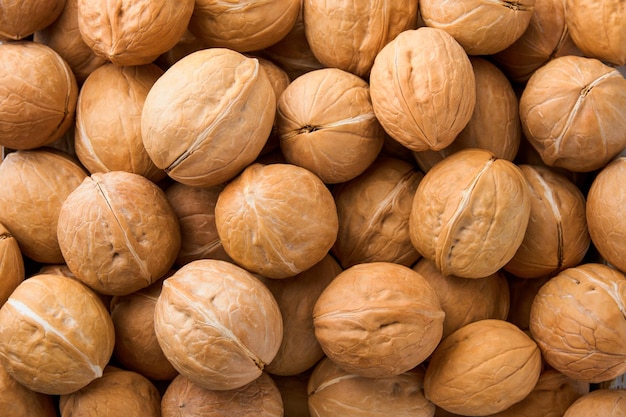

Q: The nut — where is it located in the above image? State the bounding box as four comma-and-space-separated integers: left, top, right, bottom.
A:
0, 223, 24, 308
0, 0, 64, 40
563, 389, 626, 417
0, 363, 57, 417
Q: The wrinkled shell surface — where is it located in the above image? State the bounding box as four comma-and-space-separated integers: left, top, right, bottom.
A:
0, 0, 64, 40
424, 319, 542, 416
332, 156, 423, 268
77, 0, 194, 66
215, 163, 338, 279
277, 67, 384, 184
519, 55, 626, 172
189, 0, 300, 52
307, 357, 435, 417
303, 0, 418, 77
261, 254, 342, 376
57, 171, 181, 296
59, 366, 161, 417
563, 389, 626, 417
419, 0, 536, 55
161, 372, 283, 417
409, 148, 530, 278
586, 158, 626, 273
75, 63, 165, 182
154, 259, 283, 391
369, 27, 475, 152
0, 42, 78, 150
0, 150, 87, 264
142, 48, 276, 187
529, 263, 626, 383
313, 262, 444, 378
0, 222, 25, 308
0, 363, 57, 417
0, 274, 115, 395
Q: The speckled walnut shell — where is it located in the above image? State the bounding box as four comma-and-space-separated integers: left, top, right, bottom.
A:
313, 262, 444, 378
303, 0, 418, 78
0, 0, 64, 40
529, 263, 626, 383
161, 372, 283, 417
277, 67, 384, 184
0, 274, 115, 395
413, 258, 509, 339
563, 389, 626, 417
141, 48, 276, 187
59, 366, 161, 417
409, 148, 531, 278
75, 63, 165, 182
0, 149, 87, 264
215, 163, 338, 279
424, 319, 542, 416
331, 156, 423, 268
260, 255, 342, 376
189, 0, 300, 52
77, 0, 194, 66
0, 223, 25, 308
308, 357, 435, 417
419, 0, 536, 55
369, 27, 475, 152
586, 158, 626, 273
519, 55, 626, 172
154, 259, 283, 391
505, 165, 589, 278
57, 171, 181, 296
565, 0, 626, 66
0, 363, 57, 417
0, 42, 78, 150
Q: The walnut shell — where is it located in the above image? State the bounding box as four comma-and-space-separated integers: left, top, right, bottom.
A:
0, 363, 57, 417
59, 366, 161, 417
506, 274, 551, 330
313, 262, 444, 378
303, 0, 418, 78
0, 274, 115, 395
215, 163, 338, 279
369, 27, 475, 152
413, 258, 509, 339
277, 68, 384, 184
529, 263, 626, 383
419, 0, 535, 55
563, 389, 626, 417
331, 156, 423, 268
272, 373, 311, 417
141, 48, 276, 187
154, 259, 283, 391
308, 357, 435, 417
57, 171, 181, 296
75, 63, 165, 182
161, 372, 283, 417
0, 223, 25, 308
586, 158, 626, 273
424, 319, 542, 416
260, 254, 342, 376
0, 0, 64, 40
0, 149, 87, 264
565, 0, 626, 66
0, 41, 78, 150
409, 148, 531, 278
519, 55, 626, 172
77, 0, 194, 66
189, 0, 300, 52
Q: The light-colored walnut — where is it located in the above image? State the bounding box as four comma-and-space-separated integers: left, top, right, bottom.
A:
0, 223, 24, 308
564, 389, 626, 417
0, 0, 64, 40
0, 363, 57, 417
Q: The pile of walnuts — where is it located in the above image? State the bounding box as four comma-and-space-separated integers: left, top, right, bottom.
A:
0, 0, 626, 416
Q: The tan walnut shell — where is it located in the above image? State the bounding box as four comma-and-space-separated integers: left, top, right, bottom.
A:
57, 171, 181, 296
215, 163, 338, 279
0, 0, 64, 40
154, 259, 283, 391
142, 48, 276, 187
0, 222, 25, 308
313, 262, 444, 378
277, 67, 384, 184
0, 274, 115, 395
0, 361, 57, 417
0, 41, 78, 150
409, 148, 531, 279
419, 0, 536, 55
424, 319, 542, 416
307, 357, 435, 417
303, 0, 418, 78
563, 389, 626, 417
369, 27, 476, 152
519, 55, 626, 172
529, 263, 626, 383
77, 0, 194, 66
